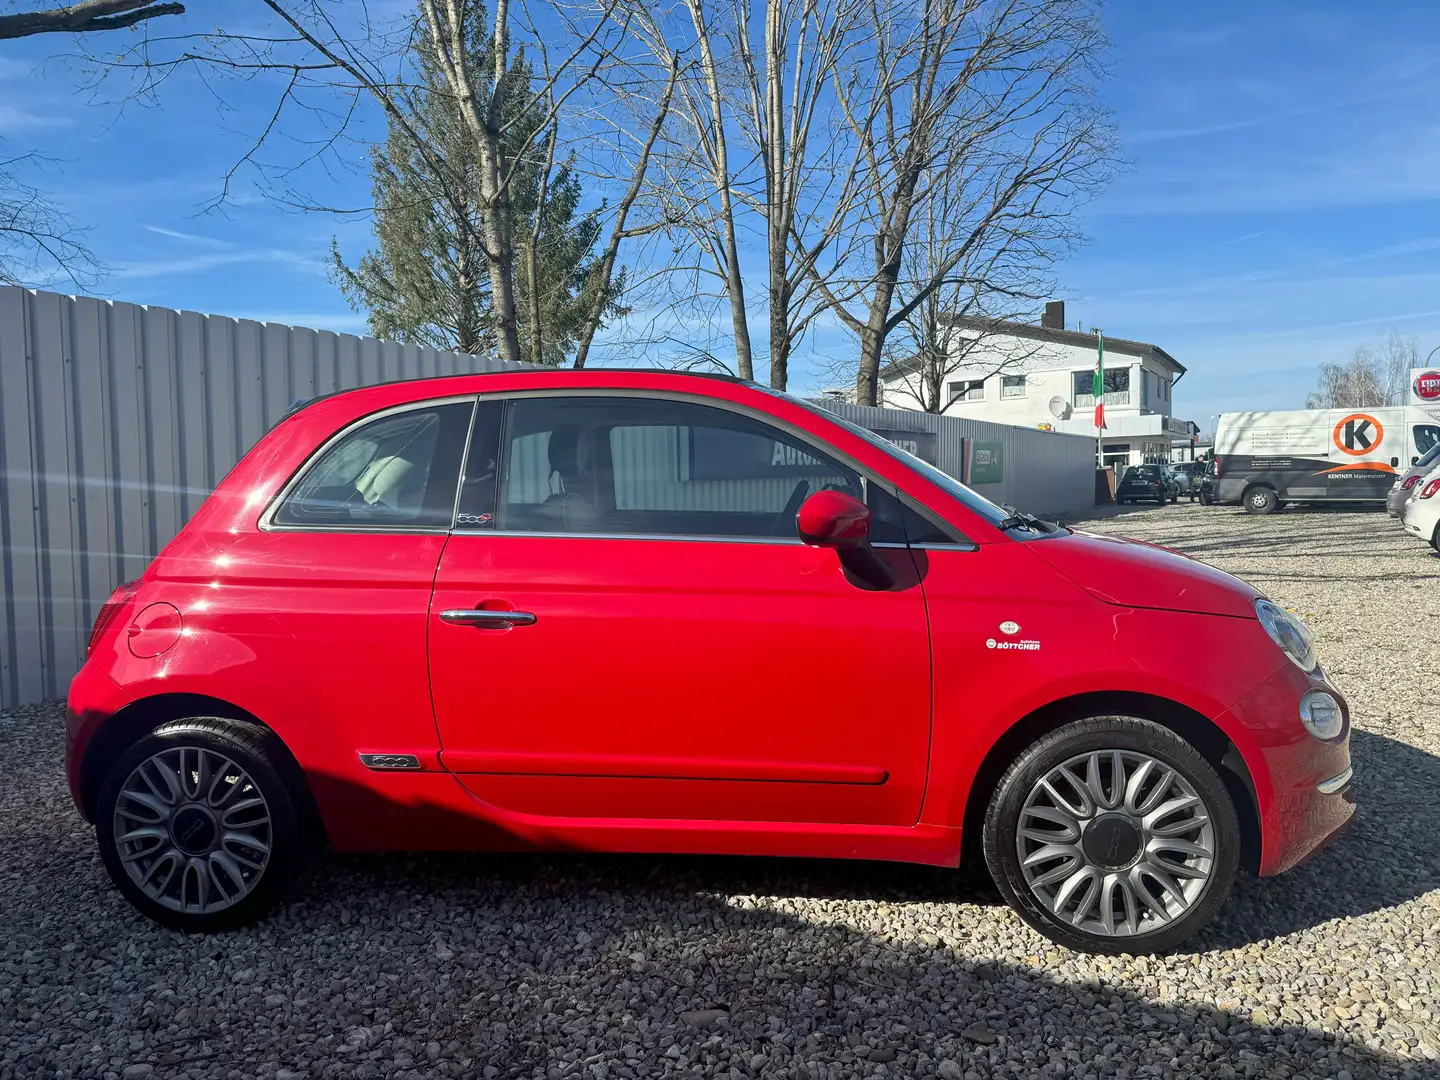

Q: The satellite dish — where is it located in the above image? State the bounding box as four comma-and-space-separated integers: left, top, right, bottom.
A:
1048, 396, 1071, 419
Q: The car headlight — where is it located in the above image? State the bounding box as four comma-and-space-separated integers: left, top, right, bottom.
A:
1298, 688, 1345, 740
1255, 599, 1318, 673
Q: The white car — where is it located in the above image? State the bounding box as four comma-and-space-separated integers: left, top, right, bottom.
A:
1400, 459, 1440, 550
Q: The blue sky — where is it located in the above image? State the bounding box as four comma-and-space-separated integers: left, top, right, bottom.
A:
3, 0, 1439, 430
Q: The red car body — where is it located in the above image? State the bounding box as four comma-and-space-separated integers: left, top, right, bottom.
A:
66, 370, 1353, 881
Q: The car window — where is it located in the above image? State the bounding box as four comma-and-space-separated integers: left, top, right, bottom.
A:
273, 402, 474, 528
1414, 441, 1440, 471
760, 389, 1010, 527
1416, 425, 1440, 456
496, 396, 871, 540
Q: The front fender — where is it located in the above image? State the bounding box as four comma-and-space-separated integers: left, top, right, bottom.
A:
920, 605, 1286, 830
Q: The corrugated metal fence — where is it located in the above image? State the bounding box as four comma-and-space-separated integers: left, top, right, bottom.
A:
814, 400, 1096, 518
0, 287, 506, 708
1, 287, 1095, 709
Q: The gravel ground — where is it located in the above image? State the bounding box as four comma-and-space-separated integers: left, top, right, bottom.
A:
2, 502, 1438, 1080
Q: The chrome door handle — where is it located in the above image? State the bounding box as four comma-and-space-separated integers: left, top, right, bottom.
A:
439, 609, 537, 628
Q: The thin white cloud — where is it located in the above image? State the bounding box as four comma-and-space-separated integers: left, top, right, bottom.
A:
1255, 309, 1440, 339
0, 102, 71, 134
112, 248, 328, 281
142, 226, 230, 248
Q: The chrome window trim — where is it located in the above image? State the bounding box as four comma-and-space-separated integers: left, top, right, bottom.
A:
451, 528, 807, 546
468, 387, 977, 548
258, 395, 479, 534
447, 530, 979, 551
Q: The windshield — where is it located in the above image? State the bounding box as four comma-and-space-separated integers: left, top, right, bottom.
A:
1125, 465, 1161, 479
1415, 442, 1440, 471
773, 391, 1011, 526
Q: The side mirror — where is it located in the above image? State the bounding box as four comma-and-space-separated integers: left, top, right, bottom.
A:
797, 489, 871, 548
796, 490, 895, 589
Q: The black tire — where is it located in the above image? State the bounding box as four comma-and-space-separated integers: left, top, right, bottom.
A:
1431, 522, 1440, 554
95, 718, 318, 932
982, 716, 1240, 955
1169, 491, 1178, 503
1244, 486, 1279, 515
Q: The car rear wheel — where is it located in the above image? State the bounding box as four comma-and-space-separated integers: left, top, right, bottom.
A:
95, 718, 317, 931
982, 716, 1240, 954
1432, 522, 1440, 553
1245, 487, 1279, 515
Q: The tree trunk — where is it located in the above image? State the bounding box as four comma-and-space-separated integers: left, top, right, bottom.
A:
854, 259, 900, 406
527, 122, 558, 365
456, 252, 481, 355
764, 0, 786, 391
768, 254, 789, 390
688, 0, 753, 381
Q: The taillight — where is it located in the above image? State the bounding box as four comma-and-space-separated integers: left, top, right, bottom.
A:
88, 581, 141, 656
1421, 479, 1440, 500
1403, 475, 1421, 490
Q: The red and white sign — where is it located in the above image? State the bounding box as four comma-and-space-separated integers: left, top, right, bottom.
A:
1414, 370, 1440, 401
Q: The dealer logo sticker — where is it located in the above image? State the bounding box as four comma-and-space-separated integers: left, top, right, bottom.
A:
999, 620, 1020, 635
1333, 413, 1383, 456
986, 635, 1040, 651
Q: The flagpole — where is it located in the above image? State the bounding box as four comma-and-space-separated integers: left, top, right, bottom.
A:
1094, 330, 1105, 472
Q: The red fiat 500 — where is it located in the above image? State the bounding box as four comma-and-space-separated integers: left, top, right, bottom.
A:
66, 370, 1354, 953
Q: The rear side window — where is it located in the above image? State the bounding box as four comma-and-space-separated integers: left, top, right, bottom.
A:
273, 402, 474, 528
1416, 425, 1440, 456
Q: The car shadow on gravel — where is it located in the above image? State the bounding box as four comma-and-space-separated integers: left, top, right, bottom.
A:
2, 725, 1435, 1077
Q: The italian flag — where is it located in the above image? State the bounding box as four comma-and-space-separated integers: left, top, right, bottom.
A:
1093, 331, 1107, 429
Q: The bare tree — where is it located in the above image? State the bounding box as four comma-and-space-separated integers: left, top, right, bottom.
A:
0, 0, 182, 40
0, 1, 199, 287
0, 145, 102, 287
1305, 331, 1419, 409
627, 0, 874, 387
801, 0, 1112, 406
878, 150, 1057, 412
83, 0, 640, 365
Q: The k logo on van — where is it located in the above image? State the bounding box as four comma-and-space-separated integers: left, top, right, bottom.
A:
1333, 413, 1383, 456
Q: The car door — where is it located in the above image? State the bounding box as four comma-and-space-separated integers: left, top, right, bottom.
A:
427, 393, 933, 826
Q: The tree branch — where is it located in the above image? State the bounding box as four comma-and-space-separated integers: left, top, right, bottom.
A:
0, 1, 183, 40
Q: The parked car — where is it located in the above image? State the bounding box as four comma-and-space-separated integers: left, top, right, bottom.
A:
67, 370, 1354, 954
1388, 442, 1440, 517
1170, 462, 1205, 502
1401, 460, 1440, 550
1116, 464, 1179, 504
1197, 459, 1217, 505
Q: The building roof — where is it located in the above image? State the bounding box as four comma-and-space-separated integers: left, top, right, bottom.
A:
881, 315, 1186, 381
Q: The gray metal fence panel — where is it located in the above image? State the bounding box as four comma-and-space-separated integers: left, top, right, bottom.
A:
1, 286, 1095, 708
0, 287, 512, 708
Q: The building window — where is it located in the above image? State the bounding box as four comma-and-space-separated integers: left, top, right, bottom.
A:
1101, 442, 1131, 469
948, 379, 985, 402
1074, 368, 1131, 407
1000, 374, 1027, 399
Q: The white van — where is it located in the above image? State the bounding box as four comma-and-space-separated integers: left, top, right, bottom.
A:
1214, 407, 1440, 514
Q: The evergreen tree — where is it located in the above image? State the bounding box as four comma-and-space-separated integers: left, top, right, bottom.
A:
331, 0, 613, 364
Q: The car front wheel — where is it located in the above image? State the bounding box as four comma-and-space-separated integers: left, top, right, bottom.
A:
982, 716, 1240, 954
95, 718, 317, 931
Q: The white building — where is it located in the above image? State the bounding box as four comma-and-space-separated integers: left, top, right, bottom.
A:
878, 301, 1197, 468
